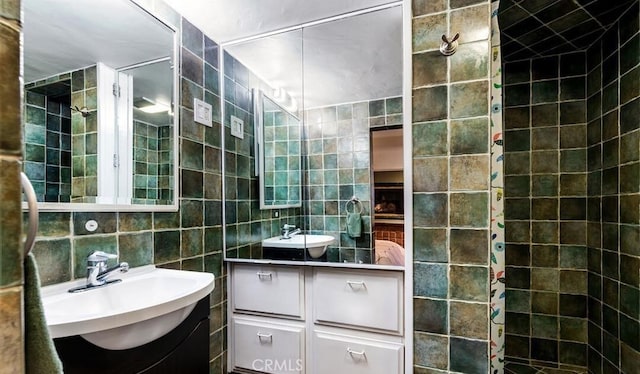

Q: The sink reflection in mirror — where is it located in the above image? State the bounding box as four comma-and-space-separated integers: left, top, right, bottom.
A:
222, 5, 405, 267
262, 234, 336, 260
22, 0, 178, 211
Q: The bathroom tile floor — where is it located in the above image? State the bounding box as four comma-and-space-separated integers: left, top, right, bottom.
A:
505, 362, 587, 374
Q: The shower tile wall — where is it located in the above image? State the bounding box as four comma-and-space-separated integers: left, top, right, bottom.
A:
23, 65, 135, 204
503, 2, 639, 372
304, 96, 401, 264
0, 0, 24, 370
222, 51, 302, 260
70, 66, 98, 202
25, 12, 229, 372
23, 89, 72, 202
503, 52, 589, 371
585, 3, 640, 373
411, 1, 493, 372
24, 65, 97, 203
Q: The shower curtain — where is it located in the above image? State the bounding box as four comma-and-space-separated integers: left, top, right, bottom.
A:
489, 1, 506, 373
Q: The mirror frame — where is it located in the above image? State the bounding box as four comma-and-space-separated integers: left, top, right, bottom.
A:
21, 1, 180, 212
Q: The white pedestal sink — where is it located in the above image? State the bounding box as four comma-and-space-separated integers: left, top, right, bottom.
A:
41, 265, 214, 350
262, 234, 336, 258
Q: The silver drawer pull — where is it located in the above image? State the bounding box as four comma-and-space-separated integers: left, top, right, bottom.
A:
346, 280, 366, 289
347, 347, 366, 358
256, 271, 273, 280
257, 332, 273, 343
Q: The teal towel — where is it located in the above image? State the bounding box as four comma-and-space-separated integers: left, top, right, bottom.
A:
25, 253, 63, 374
346, 212, 362, 238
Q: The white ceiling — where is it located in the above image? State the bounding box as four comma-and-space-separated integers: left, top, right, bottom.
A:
23, 0, 173, 83
166, 0, 403, 108
163, 0, 400, 43
24, 0, 174, 114
24, 0, 402, 110
302, 7, 402, 108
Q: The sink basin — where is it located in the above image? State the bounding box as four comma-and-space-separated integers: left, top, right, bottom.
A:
262, 234, 335, 258
41, 265, 214, 349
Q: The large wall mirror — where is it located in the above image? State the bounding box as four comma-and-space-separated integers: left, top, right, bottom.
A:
22, 0, 178, 211
222, 4, 404, 267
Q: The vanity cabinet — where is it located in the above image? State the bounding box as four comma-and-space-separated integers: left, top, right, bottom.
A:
229, 263, 404, 374
232, 264, 304, 318
312, 268, 403, 333
232, 315, 305, 373
311, 328, 404, 374
54, 296, 210, 374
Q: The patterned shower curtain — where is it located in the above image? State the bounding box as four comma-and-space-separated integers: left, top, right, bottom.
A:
489, 1, 506, 373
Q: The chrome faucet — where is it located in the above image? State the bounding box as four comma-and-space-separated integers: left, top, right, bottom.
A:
281, 224, 301, 239
86, 251, 129, 287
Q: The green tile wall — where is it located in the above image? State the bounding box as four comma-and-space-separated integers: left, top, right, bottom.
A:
132, 119, 174, 204
22, 7, 229, 371
23, 66, 98, 203
503, 52, 590, 371
411, 1, 492, 372
23, 88, 72, 202
158, 124, 173, 200
304, 96, 402, 263
502, 2, 640, 373
262, 105, 301, 206
70, 66, 98, 202
585, 3, 640, 373
222, 51, 302, 260
0, 0, 24, 370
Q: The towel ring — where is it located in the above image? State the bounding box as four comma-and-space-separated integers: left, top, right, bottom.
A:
345, 196, 363, 214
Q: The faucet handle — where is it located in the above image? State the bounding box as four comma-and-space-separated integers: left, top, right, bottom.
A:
283, 224, 296, 229
87, 251, 117, 263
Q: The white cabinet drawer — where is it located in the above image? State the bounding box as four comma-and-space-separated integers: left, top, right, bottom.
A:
311, 329, 403, 374
313, 268, 403, 333
232, 316, 305, 374
232, 264, 304, 318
